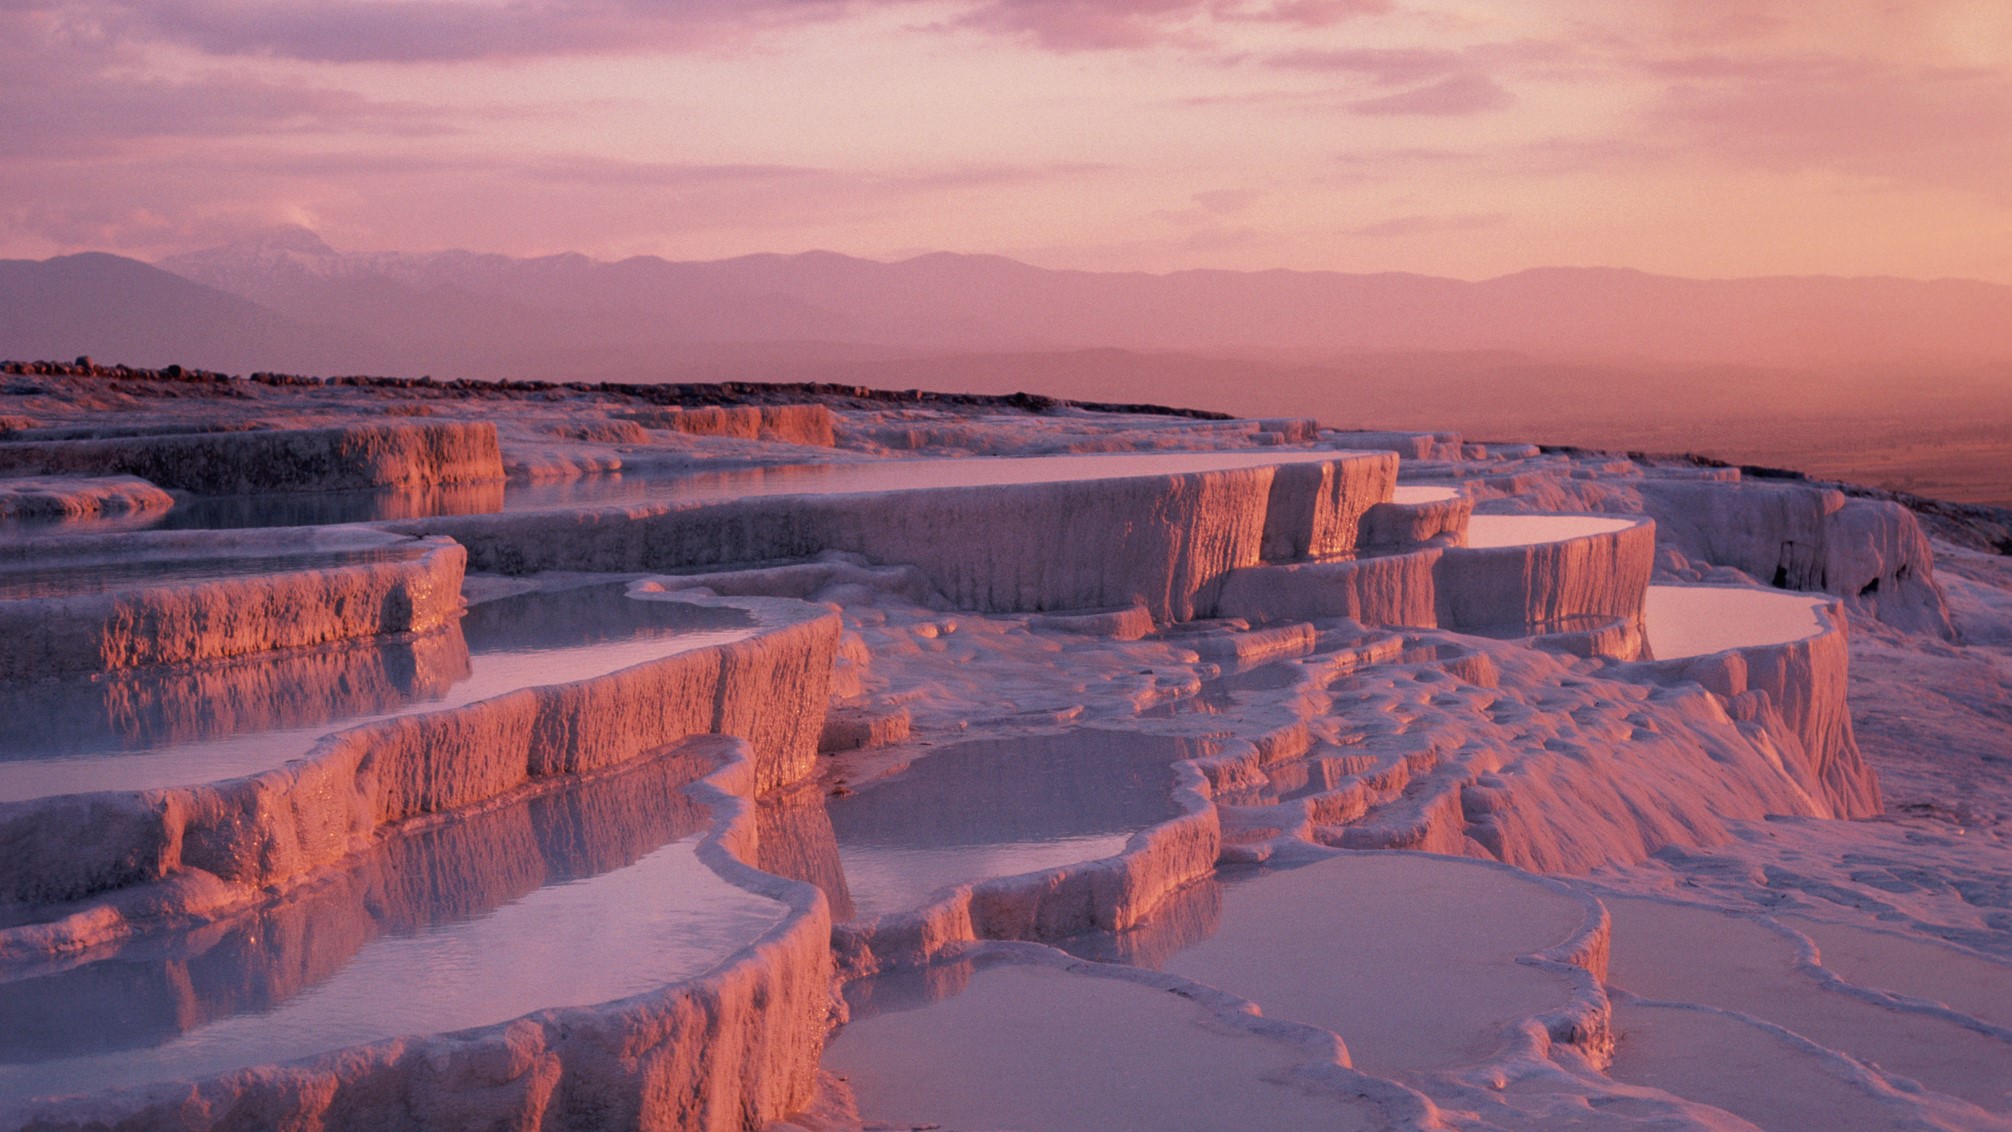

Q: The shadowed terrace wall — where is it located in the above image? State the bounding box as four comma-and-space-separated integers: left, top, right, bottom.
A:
0, 422, 504, 493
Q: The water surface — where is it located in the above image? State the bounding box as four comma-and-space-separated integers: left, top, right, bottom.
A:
1644, 584, 1826, 660
1463, 514, 1637, 548
827, 958, 1384, 1132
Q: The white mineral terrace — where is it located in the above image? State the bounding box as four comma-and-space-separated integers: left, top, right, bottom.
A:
0, 584, 756, 801
0, 382, 2003, 1132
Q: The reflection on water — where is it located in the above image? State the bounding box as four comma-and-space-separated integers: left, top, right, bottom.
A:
0, 585, 756, 801
757, 782, 856, 923
15, 451, 1355, 534
0, 547, 427, 600
827, 730, 1211, 918
1058, 874, 1226, 969
154, 482, 509, 530
1463, 514, 1637, 548
0, 746, 785, 1104
0, 629, 471, 759
1644, 584, 1827, 660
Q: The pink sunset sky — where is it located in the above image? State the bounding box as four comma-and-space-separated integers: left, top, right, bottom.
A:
4, 0, 2010, 280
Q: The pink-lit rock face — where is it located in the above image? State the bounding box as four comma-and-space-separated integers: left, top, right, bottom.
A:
0, 477, 172, 522
2, 375, 2004, 1132
0, 528, 468, 678
0, 422, 504, 495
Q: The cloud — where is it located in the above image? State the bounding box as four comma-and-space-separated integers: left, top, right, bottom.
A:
1193, 187, 1261, 214
92, 0, 856, 63
1266, 46, 1465, 84
1347, 211, 1508, 237
1643, 61, 2012, 200
946, 0, 1394, 51
1350, 72, 1513, 114
12, 0, 1406, 64
0, 140, 1117, 260
947, 0, 1211, 51
0, 10, 454, 159
1227, 0, 1394, 27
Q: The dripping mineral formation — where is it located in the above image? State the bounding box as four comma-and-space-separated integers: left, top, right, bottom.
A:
0, 362, 2004, 1131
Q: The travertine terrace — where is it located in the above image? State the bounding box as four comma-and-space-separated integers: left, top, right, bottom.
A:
0, 362, 2006, 1131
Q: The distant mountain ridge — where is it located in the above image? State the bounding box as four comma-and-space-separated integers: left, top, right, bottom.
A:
0, 252, 363, 374
7, 230, 2012, 381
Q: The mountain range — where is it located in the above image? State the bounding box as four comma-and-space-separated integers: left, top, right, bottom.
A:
8, 227, 2012, 383
5, 230, 2011, 504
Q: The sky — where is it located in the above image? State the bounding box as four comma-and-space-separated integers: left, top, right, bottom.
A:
4, 0, 2011, 280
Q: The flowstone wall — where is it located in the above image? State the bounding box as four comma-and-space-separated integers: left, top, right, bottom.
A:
400, 455, 1399, 622
0, 421, 505, 494
0, 530, 467, 678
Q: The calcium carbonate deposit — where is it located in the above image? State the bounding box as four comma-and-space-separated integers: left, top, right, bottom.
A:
0, 365, 2005, 1131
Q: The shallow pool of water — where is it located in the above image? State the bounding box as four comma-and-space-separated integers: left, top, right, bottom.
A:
0, 748, 784, 1107
1462, 514, 1637, 548
827, 730, 1208, 919
827, 956, 1387, 1132
1156, 854, 1587, 1074
0, 585, 755, 802
1644, 584, 1827, 660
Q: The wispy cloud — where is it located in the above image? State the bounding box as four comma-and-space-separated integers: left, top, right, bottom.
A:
88, 0, 857, 63
1266, 46, 1465, 83
1350, 72, 1513, 115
